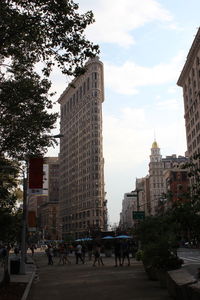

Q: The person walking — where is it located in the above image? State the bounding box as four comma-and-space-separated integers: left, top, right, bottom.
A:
114, 240, 122, 267
121, 240, 130, 266
75, 243, 84, 264
93, 244, 104, 267
63, 243, 71, 265
81, 243, 86, 263
30, 244, 35, 257
46, 245, 54, 265
58, 243, 65, 265
87, 242, 93, 261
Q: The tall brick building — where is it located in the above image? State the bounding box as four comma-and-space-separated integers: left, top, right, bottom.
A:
177, 27, 200, 158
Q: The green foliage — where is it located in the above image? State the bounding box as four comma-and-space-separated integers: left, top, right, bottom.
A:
0, 207, 22, 243
142, 240, 183, 271
0, 71, 58, 158
135, 249, 144, 261
0, 0, 99, 159
0, 156, 20, 208
0, 0, 99, 77
136, 215, 182, 271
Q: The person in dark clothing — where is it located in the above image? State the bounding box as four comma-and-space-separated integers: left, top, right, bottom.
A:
46, 245, 54, 265
121, 240, 130, 266
93, 244, 104, 267
114, 240, 122, 267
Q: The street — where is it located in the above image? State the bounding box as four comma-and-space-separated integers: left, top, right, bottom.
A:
27, 252, 171, 300
178, 248, 200, 278
178, 248, 200, 265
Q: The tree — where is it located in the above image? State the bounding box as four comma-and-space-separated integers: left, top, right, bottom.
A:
0, 156, 20, 208
0, 71, 58, 158
0, 0, 99, 158
0, 0, 99, 77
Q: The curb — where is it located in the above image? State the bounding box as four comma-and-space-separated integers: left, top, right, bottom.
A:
21, 269, 36, 300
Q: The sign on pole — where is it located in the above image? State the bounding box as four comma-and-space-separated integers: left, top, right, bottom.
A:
132, 211, 145, 220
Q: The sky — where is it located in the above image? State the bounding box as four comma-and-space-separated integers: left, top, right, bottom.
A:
47, 0, 200, 225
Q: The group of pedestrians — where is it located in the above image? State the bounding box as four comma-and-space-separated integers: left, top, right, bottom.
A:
45, 240, 131, 267
114, 240, 130, 267
45, 243, 71, 265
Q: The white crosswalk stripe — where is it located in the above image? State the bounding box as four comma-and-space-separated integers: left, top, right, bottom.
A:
180, 256, 200, 263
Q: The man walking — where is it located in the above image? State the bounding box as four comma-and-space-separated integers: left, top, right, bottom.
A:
75, 243, 84, 264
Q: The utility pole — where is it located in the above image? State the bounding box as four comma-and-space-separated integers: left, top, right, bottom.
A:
20, 164, 27, 274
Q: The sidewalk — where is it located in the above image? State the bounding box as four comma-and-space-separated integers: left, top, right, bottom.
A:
10, 255, 36, 300
27, 254, 171, 300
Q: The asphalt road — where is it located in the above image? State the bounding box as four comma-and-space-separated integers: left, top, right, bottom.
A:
27, 253, 171, 300
178, 247, 200, 278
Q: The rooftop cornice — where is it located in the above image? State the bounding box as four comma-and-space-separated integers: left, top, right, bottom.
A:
58, 56, 102, 103
177, 27, 200, 86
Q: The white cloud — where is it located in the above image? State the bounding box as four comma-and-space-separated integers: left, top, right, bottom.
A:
167, 86, 178, 94
104, 51, 185, 95
156, 98, 180, 111
78, 0, 174, 47
103, 107, 152, 166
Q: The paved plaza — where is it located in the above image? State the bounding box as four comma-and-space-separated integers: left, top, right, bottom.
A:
27, 253, 171, 300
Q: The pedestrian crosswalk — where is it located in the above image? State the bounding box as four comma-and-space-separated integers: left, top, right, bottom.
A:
179, 255, 200, 264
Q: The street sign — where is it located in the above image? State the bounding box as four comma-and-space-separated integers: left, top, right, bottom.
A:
132, 211, 145, 220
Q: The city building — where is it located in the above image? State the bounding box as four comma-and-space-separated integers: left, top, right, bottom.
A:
163, 168, 189, 208
136, 142, 188, 216
38, 157, 60, 240
149, 140, 166, 215
177, 27, 200, 158
27, 157, 60, 240
119, 191, 138, 229
58, 57, 107, 239
135, 176, 151, 216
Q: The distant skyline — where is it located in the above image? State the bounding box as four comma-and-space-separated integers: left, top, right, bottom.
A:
47, 0, 200, 224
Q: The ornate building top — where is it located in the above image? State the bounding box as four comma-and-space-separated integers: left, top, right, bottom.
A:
152, 140, 159, 149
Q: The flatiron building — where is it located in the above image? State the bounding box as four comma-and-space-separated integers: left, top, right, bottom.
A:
58, 57, 107, 239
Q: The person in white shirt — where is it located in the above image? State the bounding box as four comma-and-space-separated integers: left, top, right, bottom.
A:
75, 243, 84, 264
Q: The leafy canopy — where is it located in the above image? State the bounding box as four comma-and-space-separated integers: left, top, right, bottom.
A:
0, 0, 99, 158
0, 0, 99, 77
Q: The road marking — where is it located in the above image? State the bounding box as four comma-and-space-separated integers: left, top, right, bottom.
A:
180, 256, 200, 262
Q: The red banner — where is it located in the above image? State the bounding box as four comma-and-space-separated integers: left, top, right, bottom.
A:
29, 157, 43, 189
28, 211, 36, 227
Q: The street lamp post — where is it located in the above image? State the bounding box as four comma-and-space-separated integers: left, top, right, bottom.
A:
19, 164, 27, 274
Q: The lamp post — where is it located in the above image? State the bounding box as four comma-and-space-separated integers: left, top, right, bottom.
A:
19, 163, 27, 274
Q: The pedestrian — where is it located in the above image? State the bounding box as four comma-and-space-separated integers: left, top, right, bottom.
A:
81, 243, 86, 263
30, 244, 35, 257
75, 243, 84, 264
63, 243, 71, 265
87, 242, 93, 261
121, 240, 130, 266
114, 240, 122, 267
46, 245, 54, 265
93, 244, 104, 267
58, 243, 65, 265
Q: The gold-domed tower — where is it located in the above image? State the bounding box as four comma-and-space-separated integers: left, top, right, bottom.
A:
149, 140, 165, 215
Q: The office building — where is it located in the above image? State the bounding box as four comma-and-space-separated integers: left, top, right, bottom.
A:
149, 140, 166, 215
27, 157, 60, 240
58, 57, 107, 239
119, 192, 138, 229
177, 27, 200, 157
136, 142, 188, 216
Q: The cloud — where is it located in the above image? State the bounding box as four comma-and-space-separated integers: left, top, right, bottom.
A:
156, 98, 180, 111
78, 0, 174, 47
103, 107, 152, 166
104, 51, 185, 95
